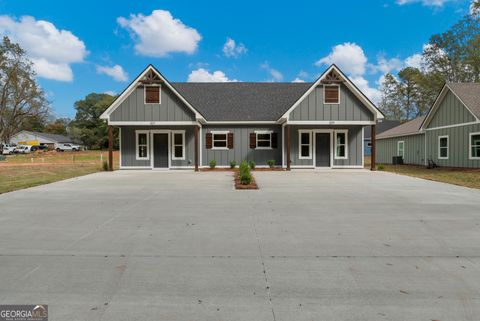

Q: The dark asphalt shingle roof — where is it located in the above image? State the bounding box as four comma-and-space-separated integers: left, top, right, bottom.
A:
446, 83, 480, 119
377, 116, 425, 139
364, 120, 401, 139
172, 82, 313, 121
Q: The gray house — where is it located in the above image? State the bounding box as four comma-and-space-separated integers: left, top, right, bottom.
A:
363, 120, 400, 156
100, 64, 384, 170
376, 83, 480, 168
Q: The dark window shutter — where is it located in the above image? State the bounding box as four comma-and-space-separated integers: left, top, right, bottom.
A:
324, 86, 339, 104
206, 133, 212, 149
227, 133, 234, 149
271, 132, 278, 148
145, 86, 160, 103
249, 133, 256, 149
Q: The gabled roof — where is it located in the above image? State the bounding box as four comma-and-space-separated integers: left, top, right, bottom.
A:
171, 82, 312, 121
376, 116, 425, 139
364, 120, 401, 139
13, 130, 75, 143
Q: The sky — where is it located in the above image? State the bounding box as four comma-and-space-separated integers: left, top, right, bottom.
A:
0, 0, 475, 118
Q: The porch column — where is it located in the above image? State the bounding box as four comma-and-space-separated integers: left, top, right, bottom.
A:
370, 124, 376, 171
194, 125, 199, 172
286, 125, 291, 171
108, 125, 113, 171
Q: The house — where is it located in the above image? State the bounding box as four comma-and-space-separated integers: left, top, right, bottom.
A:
363, 120, 400, 156
9, 130, 77, 149
376, 83, 480, 168
100, 64, 385, 170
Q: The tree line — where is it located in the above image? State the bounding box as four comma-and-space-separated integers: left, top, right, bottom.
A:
380, 2, 480, 121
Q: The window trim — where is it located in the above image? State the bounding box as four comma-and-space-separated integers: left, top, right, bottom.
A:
298, 130, 312, 159
211, 131, 229, 150
135, 130, 150, 160
397, 140, 405, 158
255, 130, 273, 150
144, 84, 161, 104
469, 132, 480, 160
171, 130, 185, 160
438, 135, 449, 160
334, 130, 348, 159
323, 84, 340, 105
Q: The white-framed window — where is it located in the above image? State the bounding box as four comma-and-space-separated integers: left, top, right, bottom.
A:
172, 131, 185, 160
298, 130, 312, 159
144, 85, 161, 104
255, 131, 272, 149
135, 130, 149, 160
397, 141, 405, 158
323, 84, 340, 104
438, 135, 449, 160
469, 132, 480, 160
334, 130, 348, 159
211, 131, 229, 150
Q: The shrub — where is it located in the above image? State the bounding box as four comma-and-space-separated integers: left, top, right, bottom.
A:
267, 160, 275, 168
240, 170, 252, 185
102, 160, 109, 171
248, 160, 256, 170
229, 160, 237, 169
377, 164, 385, 171
239, 161, 249, 174
209, 160, 216, 169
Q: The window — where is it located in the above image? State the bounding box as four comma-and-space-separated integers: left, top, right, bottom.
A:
334, 130, 348, 159
172, 131, 185, 160
299, 131, 312, 159
470, 132, 480, 159
324, 85, 340, 104
212, 132, 228, 149
397, 141, 405, 158
438, 135, 449, 159
136, 131, 149, 160
256, 131, 272, 149
144, 86, 160, 104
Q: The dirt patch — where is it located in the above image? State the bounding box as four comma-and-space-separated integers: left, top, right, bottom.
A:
233, 171, 258, 190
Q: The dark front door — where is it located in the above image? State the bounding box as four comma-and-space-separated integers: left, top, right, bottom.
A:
153, 133, 169, 168
315, 133, 330, 167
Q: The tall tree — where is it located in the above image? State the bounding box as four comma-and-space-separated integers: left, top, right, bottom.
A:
379, 74, 404, 121
0, 36, 48, 143
44, 118, 71, 135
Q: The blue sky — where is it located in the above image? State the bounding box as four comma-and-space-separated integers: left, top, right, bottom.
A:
0, 0, 474, 118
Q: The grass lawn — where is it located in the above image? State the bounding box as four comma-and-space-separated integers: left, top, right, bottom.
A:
365, 156, 480, 189
0, 150, 118, 194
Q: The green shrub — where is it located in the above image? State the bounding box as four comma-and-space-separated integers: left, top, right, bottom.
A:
209, 160, 216, 169
248, 160, 255, 170
102, 160, 109, 171
240, 171, 252, 185
267, 160, 275, 168
239, 161, 249, 174
377, 164, 385, 171
229, 160, 237, 169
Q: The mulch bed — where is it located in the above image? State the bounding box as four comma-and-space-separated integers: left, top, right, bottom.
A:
233, 171, 259, 190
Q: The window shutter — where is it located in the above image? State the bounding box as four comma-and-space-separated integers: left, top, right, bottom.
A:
271, 132, 278, 148
206, 133, 212, 149
324, 86, 339, 104
227, 133, 234, 149
145, 86, 160, 103
249, 133, 256, 149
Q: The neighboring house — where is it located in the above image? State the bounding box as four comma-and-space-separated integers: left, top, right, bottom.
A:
9, 130, 76, 149
100, 64, 384, 170
363, 120, 400, 156
376, 83, 480, 168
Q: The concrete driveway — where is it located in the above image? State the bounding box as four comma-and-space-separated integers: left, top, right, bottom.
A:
0, 170, 479, 321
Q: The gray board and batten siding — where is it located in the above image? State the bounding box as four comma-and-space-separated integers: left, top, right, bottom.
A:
376, 134, 425, 166
427, 90, 476, 129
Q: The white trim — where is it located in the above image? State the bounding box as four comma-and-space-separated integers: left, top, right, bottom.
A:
469, 132, 480, 160
150, 130, 171, 169
171, 130, 186, 160
281, 126, 285, 166
108, 121, 199, 126
323, 84, 340, 105
332, 165, 364, 169
119, 127, 122, 168
255, 131, 272, 149
199, 127, 203, 167
334, 130, 348, 160
206, 121, 278, 125
425, 121, 479, 131
298, 130, 312, 159
278, 65, 384, 121
438, 135, 449, 160
144, 84, 161, 104
286, 120, 375, 125
135, 130, 150, 161
119, 166, 152, 170
361, 127, 365, 168
397, 141, 405, 158
210, 131, 229, 150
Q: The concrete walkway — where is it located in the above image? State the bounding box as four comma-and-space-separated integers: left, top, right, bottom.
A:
0, 170, 479, 320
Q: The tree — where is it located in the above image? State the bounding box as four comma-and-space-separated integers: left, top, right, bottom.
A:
0, 36, 48, 143
44, 118, 70, 135
379, 74, 404, 120
70, 93, 117, 149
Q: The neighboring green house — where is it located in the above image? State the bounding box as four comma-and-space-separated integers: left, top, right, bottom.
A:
376, 83, 480, 168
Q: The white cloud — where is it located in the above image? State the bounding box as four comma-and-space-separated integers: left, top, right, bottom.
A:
0, 15, 87, 81
117, 10, 201, 57
292, 77, 305, 83
349, 76, 382, 104
396, 0, 452, 7
316, 42, 367, 76
187, 68, 237, 82
223, 37, 247, 58
260, 62, 283, 82
104, 91, 116, 96
470, 0, 479, 15
370, 54, 403, 74
404, 53, 423, 69
96, 64, 128, 82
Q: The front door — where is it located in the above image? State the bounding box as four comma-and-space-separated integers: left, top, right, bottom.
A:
315, 133, 330, 167
153, 133, 169, 168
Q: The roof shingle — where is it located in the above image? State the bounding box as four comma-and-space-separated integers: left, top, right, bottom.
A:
446, 83, 480, 119
376, 116, 425, 139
